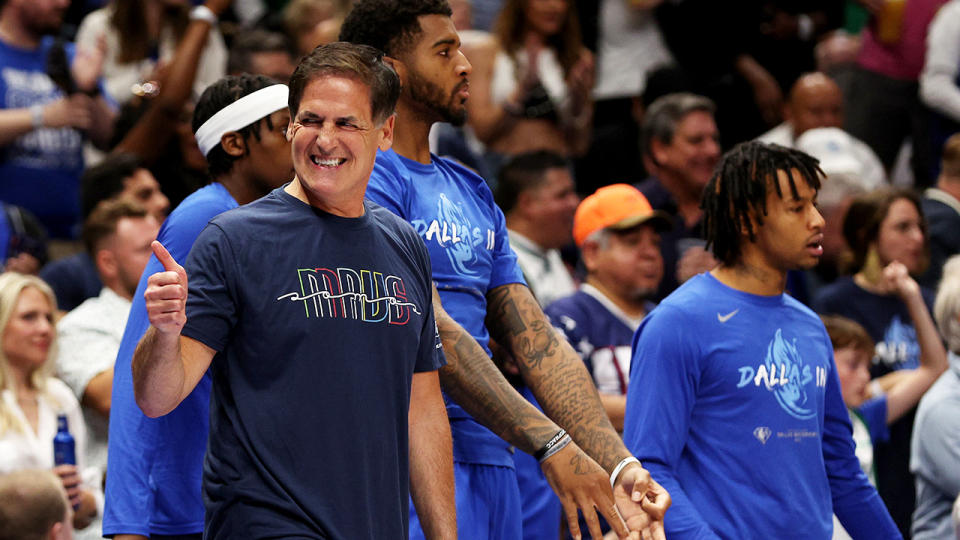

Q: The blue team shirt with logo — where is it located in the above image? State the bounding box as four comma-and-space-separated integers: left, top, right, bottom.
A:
624, 273, 898, 539
0, 37, 108, 238
366, 149, 526, 467
813, 276, 935, 376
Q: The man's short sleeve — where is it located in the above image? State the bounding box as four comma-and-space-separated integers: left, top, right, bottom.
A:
487, 201, 526, 290
181, 224, 239, 352
56, 323, 116, 399
365, 157, 408, 218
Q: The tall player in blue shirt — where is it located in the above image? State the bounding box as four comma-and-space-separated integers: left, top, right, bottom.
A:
340, 2, 669, 539
624, 141, 900, 539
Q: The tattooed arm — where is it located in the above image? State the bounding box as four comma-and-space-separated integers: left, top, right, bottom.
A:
431, 285, 633, 540
486, 283, 671, 536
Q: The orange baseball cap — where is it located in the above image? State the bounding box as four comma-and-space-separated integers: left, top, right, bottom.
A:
573, 184, 672, 247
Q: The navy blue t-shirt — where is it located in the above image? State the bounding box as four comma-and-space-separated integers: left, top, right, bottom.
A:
813, 275, 934, 536
182, 187, 444, 539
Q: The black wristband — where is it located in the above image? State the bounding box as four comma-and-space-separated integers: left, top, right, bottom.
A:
533, 429, 567, 461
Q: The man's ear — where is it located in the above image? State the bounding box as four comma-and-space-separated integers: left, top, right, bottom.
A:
580, 240, 600, 273
515, 190, 536, 218
382, 55, 407, 87
219, 131, 246, 157
378, 113, 396, 151
740, 205, 762, 238
649, 138, 669, 168
95, 247, 117, 282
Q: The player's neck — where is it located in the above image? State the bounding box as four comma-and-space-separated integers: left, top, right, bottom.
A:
218, 170, 273, 206
711, 257, 786, 297
392, 99, 434, 164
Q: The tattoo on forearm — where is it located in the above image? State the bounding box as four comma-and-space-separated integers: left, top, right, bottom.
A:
513, 319, 559, 371
486, 284, 631, 472
436, 309, 557, 453
487, 287, 526, 337
568, 448, 594, 476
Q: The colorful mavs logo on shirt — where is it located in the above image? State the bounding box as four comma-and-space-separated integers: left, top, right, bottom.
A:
736, 328, 828, 420
409, 193, 496, 277
874, 314, 920, 370
276, 267, 421, 324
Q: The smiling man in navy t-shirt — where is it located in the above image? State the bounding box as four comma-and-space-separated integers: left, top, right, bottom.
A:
130, 43, 454, 539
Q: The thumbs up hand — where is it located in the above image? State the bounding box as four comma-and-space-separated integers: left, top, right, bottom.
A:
145, 241, 189, 335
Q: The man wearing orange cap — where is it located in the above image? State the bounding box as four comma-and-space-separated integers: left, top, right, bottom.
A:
546, 184, 671, 432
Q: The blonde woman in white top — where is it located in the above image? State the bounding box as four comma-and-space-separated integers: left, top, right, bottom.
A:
0, 273, 99, 535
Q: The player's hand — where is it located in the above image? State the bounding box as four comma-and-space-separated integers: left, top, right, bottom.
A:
614, 463, 670, 540
541, 441, 633, 540
879, 261, 919, 300
145, 241, 188, 335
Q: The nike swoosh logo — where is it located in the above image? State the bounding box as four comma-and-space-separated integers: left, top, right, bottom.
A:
717, 309, 739, 323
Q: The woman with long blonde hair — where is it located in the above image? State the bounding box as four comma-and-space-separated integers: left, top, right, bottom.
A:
0, 273, 99, 534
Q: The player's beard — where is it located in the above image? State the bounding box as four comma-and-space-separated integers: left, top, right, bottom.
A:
406, 71, 467, 127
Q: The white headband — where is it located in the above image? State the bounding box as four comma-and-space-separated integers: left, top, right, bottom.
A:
194, 84, 290, 156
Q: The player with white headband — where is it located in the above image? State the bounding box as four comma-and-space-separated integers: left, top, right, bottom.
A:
103, 73, 294, 540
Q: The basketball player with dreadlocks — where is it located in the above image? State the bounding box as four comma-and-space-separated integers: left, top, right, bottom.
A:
622, 141, 901, 539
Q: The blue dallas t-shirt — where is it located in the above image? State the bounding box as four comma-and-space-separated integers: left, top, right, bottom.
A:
366, 149, 526, 467
181, 187, 444, 539
105, 183, 237, 537
625, 273, 898, 540
0, 37, 106, 238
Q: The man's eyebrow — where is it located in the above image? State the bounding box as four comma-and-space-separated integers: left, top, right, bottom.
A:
432, 37, 458, 48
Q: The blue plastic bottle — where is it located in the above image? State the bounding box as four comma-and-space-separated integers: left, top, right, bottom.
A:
53, 413, 76, 466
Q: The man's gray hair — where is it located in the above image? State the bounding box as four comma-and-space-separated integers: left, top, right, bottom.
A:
583, 228, 611, 250
934, 255, 960, 353
641, 92, 715, 160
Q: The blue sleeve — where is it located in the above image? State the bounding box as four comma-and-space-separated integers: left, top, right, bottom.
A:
822, 342, 901, 539
857, 396, 890, 445
486, 196, 526, 291
104, 277, 160, 536
365, 158, 408, 219
623, 307, 720, 540
104, 219, 211, 535
181, 224, 239, 352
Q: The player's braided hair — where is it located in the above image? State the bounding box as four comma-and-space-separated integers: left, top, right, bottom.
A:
702, 141, 822, 266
